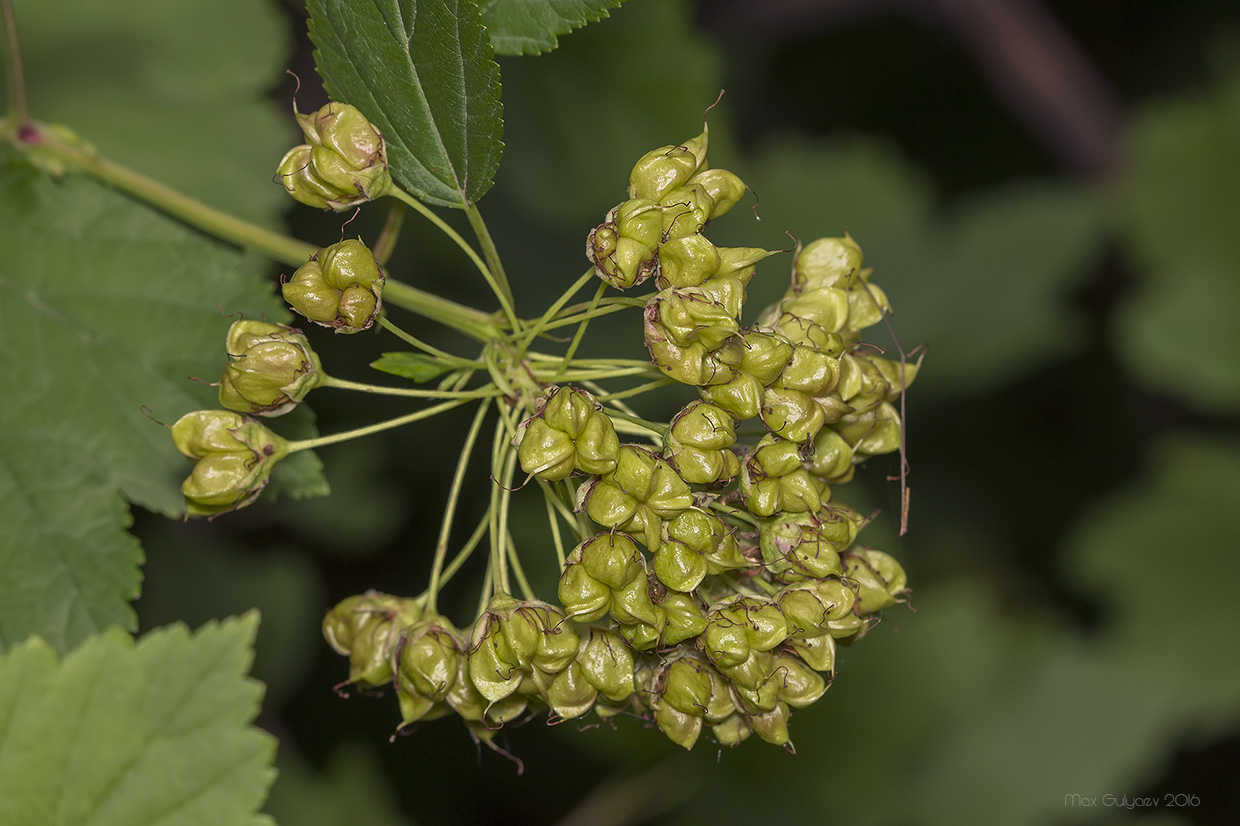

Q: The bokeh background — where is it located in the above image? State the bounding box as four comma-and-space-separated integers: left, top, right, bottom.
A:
19, 0, 1240, 824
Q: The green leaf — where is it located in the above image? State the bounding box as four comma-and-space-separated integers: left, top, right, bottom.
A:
1066, 434, 1240, 715
265, 742, 408, 826
370, 352, 459, 382
1115, 69, 1240, 411
726, 136, 1104, 396
497, 0, 721, 227
136, 524, 325, 706
0, 154, 322, 653
13, 0, 292, 228
0, 615, 275, 826
481, 0, 625, 56
307, 0, 504, 208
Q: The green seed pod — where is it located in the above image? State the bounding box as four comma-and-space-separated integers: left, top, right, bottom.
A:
842, 549, 908, 613
617, 611, 667, 652
277, 101, 392, 210
747, 701, 792, 747
806, 427, 857, 482
578, 531, 644, 590
171, 409, 290, 517
467, 595, 579, 702
670, 401, 738, 450
652, 539, 709, 593
321, 591, 423, 688
778, 344, 841, 396
274, 145, 336, 210
628, 131, 708, 201
712, 712, 753, 747
217, 320, 324, 417
759, 507, 863, 582
654, 702, 703, 750
664, 401, 740, 485
587, 199, 663, 289
658, 234, 721, 288
395, 618, 462, 725
731, 670, 782, 715
771, 651, 828, 708
845, 276, 891, 332
660, 657, 713, 716
557, 562, 613, 623
773, 287, 851, 337
832, 402, 903, 459
659, 182, 716, 239
450, 646, 530, 729
609, 572, 664, 629
577, 628, 636, 702
514, 386, 620, 480
687, 167, 746, 220
826, 612, 869, 640
793, 236, 864, 292
789, 632, 837, 673
283, 239, 384, 334
739, 436, 828, 518
647, 287, 740, 351
659, 590, 708, 645
577, 445, 693, 549
663, 508, 749, 575
544, 661, 598, 721
714, 247, 776, 287
760, 385, 826, 444
777, 577, 857, 638
702, 596, 789, 672
699, 329, 795, 420
645, 654, 732, 750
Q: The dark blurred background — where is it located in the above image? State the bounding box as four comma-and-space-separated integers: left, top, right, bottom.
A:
116, 1, 1240, 824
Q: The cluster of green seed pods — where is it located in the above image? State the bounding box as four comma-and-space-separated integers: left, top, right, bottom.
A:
319, 129, 916, 752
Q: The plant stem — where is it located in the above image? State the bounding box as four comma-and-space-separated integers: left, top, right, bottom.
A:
380, 282, 496, 342
1, 0, 28, 127
590, 377, 675, 403
464, 201, 517, 319
14, 122, 315, 264
607, 410, 668, 440
553, 282, 608, 382
286, 398, 468, 452
545, 366, 660, 383
427, 399, 492, 614
506, 530, 536, 602
377, 316, 483, 364
431, 512, 489, 592
372, 200, 405, 266
487, 415, 513, 597
543, 489, 568, 571
390, 187, 519, 331
514, 267, 597, 358
321, 375, 498, 400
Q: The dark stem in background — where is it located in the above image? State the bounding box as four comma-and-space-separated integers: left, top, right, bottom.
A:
1, 0, 28, 126
704, 0, 1122, 178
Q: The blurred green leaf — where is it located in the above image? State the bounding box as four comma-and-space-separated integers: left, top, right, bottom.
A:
371, 351, 459, 382
1116, 70, 1240, 411
137, 528, 324, 705
482, 0, 625, 56
265, 742, 409, 826
496, 0, 722, 227
0, 155, 306, 651
308, 0, 504, 208
1067, 434, 1240, 717
670, 431, 1240, 826
728, 135, 1104, 396
0, 615, 274, 826
12, 0, 292, 227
